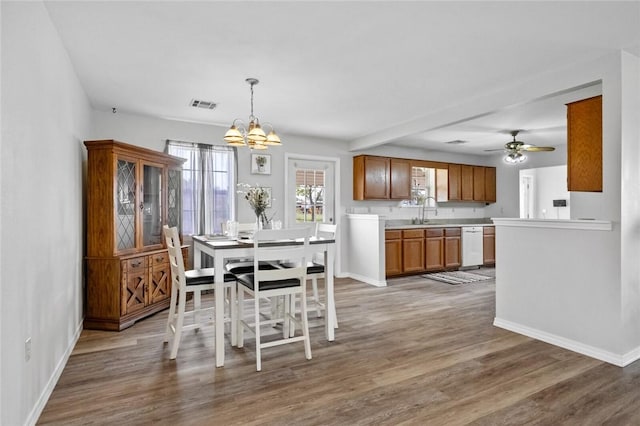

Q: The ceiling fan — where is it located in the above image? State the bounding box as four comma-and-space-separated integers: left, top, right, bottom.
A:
486, 130, 555, 163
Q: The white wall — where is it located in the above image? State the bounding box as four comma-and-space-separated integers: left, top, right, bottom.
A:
492, 50, 640, 365
91, 110, 354, 273
520, 165, 570, 219
1, 2, 92, 425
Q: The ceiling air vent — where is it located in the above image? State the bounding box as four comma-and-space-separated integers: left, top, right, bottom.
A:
445, 140, 467, 145
190, 99, 217, 110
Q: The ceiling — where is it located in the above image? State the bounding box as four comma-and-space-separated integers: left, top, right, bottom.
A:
44, 1, 640, 155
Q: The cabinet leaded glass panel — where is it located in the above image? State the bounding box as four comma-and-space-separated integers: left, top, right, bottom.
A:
167, 168, 182, 230
117, 159, 136, 250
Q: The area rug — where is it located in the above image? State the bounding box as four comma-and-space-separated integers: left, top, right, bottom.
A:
422, 270, 494, 285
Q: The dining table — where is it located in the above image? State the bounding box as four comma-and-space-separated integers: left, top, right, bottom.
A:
193, 233, 337, 367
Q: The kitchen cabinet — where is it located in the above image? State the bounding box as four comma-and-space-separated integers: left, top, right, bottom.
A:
353, 156, 413, 200
84, 139, 185, 330
425, 228, 445, 271
567, 95, 602, 192
461, 165, 474, 201
353, 155, 390, 200
473, 166, 485, 201
385, 230, 403, 276
484, 167, 497, 203
444, 228, 461, 269
402, 229, 425, 273
448, 164, 462, 201
483, 226, 496, 265
354, 155, 496, 203
390, 158, 412, 199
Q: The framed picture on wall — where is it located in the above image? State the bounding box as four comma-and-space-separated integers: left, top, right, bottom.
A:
251, 153, 271, 175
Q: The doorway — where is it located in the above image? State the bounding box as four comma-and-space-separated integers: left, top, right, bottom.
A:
285, 153, 341, 275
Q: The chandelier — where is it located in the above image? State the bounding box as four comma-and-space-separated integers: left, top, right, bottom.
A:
224, 78, 281, 150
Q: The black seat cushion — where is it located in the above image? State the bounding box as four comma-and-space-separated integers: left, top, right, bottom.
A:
236, 273, 302, 291
185, 267, 236, 286
279, 261, 325, 275
225, 261, 279, 275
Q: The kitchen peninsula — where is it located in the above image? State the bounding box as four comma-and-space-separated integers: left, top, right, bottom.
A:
491, 218, 625, 365
346, 214, 495, 286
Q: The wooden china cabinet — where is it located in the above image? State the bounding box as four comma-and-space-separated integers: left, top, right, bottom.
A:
84, 140, 185, 330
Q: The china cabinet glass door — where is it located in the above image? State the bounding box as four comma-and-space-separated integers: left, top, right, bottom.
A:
142, 163, 164, 247
116, 159, 137, 251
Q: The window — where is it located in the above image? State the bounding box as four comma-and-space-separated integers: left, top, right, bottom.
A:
295, 168, 325, 223
166, 141, 236, 235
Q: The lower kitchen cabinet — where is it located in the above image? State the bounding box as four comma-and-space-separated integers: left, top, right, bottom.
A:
483, 226, 496, 265
402, 229, 425, 272
425, 228, 445, 271
385, 230, 403, 276
444, 228, 461, 269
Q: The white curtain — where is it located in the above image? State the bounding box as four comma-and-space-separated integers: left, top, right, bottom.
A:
166, 141, 236, 236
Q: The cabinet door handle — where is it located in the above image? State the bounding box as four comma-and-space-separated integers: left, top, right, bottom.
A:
139, 202, 144, 211
131, 261, 142, 267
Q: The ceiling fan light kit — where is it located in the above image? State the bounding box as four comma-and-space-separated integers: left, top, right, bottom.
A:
224, 78, 281, 150
491, 130, 555, 165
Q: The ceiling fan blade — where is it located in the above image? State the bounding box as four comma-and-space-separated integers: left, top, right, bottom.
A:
523, 146, 555, 152
484, 148, 507, 152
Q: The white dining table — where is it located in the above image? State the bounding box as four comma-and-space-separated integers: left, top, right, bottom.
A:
192, 234, 336, 367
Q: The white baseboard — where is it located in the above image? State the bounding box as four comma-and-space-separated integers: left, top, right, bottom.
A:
493, 317, 640, 367
26, 321, 83, 426
346, 272, 387, 287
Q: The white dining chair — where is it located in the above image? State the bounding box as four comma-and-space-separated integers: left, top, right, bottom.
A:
163, 225, 236, 359
278, 223, 338, 327
236, 227, 312, 371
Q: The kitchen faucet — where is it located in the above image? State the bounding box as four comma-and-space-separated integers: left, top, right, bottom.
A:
421, 196, 437, 223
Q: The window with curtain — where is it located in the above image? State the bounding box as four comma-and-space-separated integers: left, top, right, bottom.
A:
166, 141, 236, 236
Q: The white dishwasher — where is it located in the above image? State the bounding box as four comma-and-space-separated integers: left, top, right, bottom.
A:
461, 226, 484, 267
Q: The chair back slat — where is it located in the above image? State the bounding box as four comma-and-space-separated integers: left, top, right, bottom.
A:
164, 225, 186, 290
253, 227, 312, 283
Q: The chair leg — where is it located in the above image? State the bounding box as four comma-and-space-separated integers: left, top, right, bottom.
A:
312, 276, 321, 317
254, 295, 262, 372
289, 294, 297, 338
193, 289, 202, 330
300, 289, 312, 360
283, 294, 290, 339
165, 278, 179, 343
237, 286, 245, 348
170, 289, 187, 360
230, 282, 237, 347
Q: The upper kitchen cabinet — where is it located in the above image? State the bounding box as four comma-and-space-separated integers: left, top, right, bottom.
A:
566, 95, 602, 192
353, 155, 411, 200
461, 165, 474, 201
353, 155, 496, 203
447, 164, 462, 201
473, 166, 485, 201
484, 167, 497, 203
354, 155, 390, 200
390, 158, 412, 199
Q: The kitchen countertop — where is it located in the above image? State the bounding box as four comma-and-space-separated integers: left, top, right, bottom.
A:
384, 219, 494, 229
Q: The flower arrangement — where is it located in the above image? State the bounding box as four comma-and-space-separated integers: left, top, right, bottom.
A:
237, 183, 273, 225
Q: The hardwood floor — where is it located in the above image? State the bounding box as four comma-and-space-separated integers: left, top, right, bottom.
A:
38, 270, 640, 425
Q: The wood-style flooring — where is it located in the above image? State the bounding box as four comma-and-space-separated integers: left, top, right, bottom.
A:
38, 269, 640, 425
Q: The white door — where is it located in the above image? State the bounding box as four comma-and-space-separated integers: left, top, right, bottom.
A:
520, 175, 534, 219
285, 157, 335, 228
